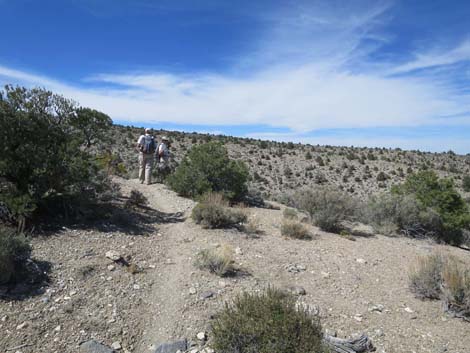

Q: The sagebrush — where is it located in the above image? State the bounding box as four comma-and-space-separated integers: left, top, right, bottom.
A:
192, 193, 247, 229
212, 287, 327, 353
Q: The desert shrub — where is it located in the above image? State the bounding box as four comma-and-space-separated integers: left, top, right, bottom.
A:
295, 187, 357, 232
462, 176, 470, 192
194, 245, 235, 276
0, 85, 111, 227
168, 142, 248, 201
125, 189, 148, 208
242, 216, 262, 236
283, 207, 298, 220
392, 171, 470, 245
212, 287, 326, 353
364, 193, 441, 237
441, 258, 470, 319
281, 220, 310, 239
409, 254, 444, 300
191, 193, 247, 229
410, 253, 470, 319
0, 228, 31, 284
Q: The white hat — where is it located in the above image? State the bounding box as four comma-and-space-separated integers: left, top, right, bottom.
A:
145, 128, 151, 132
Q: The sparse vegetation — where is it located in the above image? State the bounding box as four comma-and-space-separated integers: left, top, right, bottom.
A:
0, 228, 31, 285
410, 253, 470, 320
295, 187, 357, 232
409, 253, 444, 300
283, 207, 298, 220
191, 193, 247, 229
194, 245, 235, 276
212, 287, 326, 353
281, 220, 311, 239
125, 189, 148, 208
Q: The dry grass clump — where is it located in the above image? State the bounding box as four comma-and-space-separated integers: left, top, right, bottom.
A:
442, 260, 470, 319
192, 192, 247, 229
409, 253, 444, 300
410, 253, 470, 320
194, 245, 236, 277
281, 220, 311, 240
242, 215, 263, 237
212, 287, 327, 353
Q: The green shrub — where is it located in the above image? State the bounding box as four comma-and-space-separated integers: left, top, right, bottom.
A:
392, 171, 470, 245
295, 187, 357, 232
194, 245, 235, 276
191, 193, 247, 229
462, 176, 470, 192
0, 228, 31, 284
365, 193, 441, 237
281, 220, 311, 239
212, 287, 327, 353
282, 207, 298, 220
168, 142, 248, 201
0, 85, 111, 226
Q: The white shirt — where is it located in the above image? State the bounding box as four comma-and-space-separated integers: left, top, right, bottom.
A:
137, 134, 152, 146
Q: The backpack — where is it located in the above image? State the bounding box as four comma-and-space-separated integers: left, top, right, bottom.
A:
141, 136, 156, 154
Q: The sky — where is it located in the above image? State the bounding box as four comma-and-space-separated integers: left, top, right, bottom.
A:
1, 0, 470, 153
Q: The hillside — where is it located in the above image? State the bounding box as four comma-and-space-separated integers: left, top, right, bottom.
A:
107, 124, 470, 201
1, 177, 469, 353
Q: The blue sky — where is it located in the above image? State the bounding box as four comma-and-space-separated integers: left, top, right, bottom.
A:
1, 0, 470, 153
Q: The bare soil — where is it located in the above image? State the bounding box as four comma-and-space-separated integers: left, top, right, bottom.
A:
1, 177, 470, 353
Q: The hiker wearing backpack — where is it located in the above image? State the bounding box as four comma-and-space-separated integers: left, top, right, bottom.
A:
156, 136, 170, 164
137, 128, 157, 185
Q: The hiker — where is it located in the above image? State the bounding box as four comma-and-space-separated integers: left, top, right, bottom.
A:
137, 128, 157, 184
157, 136, 170, 164
155, 136, 171, 183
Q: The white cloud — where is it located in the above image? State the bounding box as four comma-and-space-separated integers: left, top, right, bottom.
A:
0, 0, 469, 141
391, 39, 470, 74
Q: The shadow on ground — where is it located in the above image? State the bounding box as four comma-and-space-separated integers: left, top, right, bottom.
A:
0, 259, 51, 301
37, 197, 185, 236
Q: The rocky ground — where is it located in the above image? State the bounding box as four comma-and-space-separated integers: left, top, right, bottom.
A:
1, 177, 470, 353
107, 124, 470, 201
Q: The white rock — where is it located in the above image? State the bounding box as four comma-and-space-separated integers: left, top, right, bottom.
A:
133, 284, 140, 290
1, 315, 8, 322
404, 307, 414, 313
16, 322, 28, 330
111, 341, 122, 350
189, 287, 197, 295
235, 247, 243, 255
54, 325, 61, 332
108, 264, 116, 271
106, 250, 121, 261
201, 348, 215, 353
356, 258, 367, 264
197, 331, 207, 340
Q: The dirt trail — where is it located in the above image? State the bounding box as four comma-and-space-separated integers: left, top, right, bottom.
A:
121, 178, 470, 353
119, 179, 201, 352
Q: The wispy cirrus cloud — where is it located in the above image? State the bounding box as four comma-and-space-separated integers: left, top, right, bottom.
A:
391, 39, 470, 74
1, 0, 470, 153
